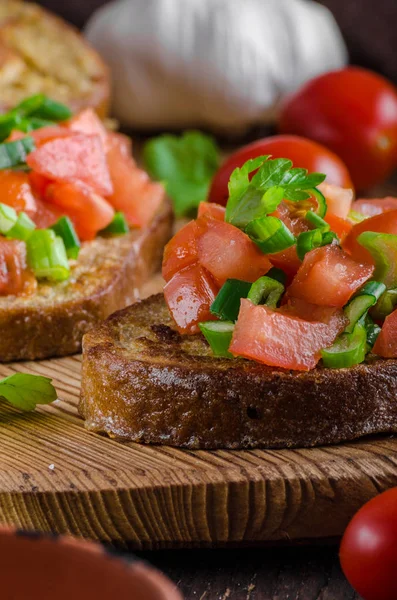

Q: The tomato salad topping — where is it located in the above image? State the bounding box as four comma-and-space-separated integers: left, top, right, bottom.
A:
0, 95, 163, 297
163, 154, 397, 370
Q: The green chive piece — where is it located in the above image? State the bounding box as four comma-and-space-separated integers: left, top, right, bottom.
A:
6, 211, 36, 241
15, 94, 72, 121
321, 323, 367, 369
365, 316, 382, 349
321, 231, 339, 246
100, 212, 129, 236
210, 279, 252, 322
343, 281, 386, 333
245, 216, 296, 254
0, 203, 17, 233
357, 232, 397, 289
266, 266, 287, 285
248, 275, 285, 308
0, 137, 35, 170
296, 229, 323, 261
199, 321, 235, 358
305, 210, 330, 231
26, 229, 70, 282
307, 187, 327, 217
19, 117, 56, 132
50, 216, 80, 259
371, 288, 397, 321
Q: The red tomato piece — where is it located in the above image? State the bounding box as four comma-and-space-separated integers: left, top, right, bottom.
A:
282, 297, 349, 327
279, 67, 397, 190
373, 309, 397, 357
197, 202, 225, 221
268, 246, 301, 279
164, 263, 218, 334
29, 171, 52, 199
27, 134, 113, 197
343, 210, 397, 264
67, 108, 108, 147
288, 245, 374, 307
318, 182, 353, 219
106, 137, 163, 227
352, 197, 397, 217
32, 198, 62, 229
340, 487, 397, 600
8, 126, 72, 145
197, 218, 272, 286
324, 213, 352, 242
45, 181, 114, 241
0, 239, 31, 296
0, 170, 36, 214
229, 298, 346, 371
107, 132, 132, 157
162, 220, 198, 282
208, 135, 353, 206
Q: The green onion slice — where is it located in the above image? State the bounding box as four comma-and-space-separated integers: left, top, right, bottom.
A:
321, 323, 367, 369
245, 216, 296, 254
307, 187, 327, 217
344, 281, 386, 333
305, 210, 330, 231
6, 211, 35, 241
365, 316, 382, 349
348, 210, 367, 223
370, 288, 397, 321
296, 229, 323, 261
266, 266, 287, 285
0, 137, 35, 170
50, 216, 80, 259
27, 229, 70, 282
15, 94, 72, 122
0, 203, 17, 233
210, 279, 251, 322
358, 232, 397, 288
321, 231, 339, 246
199, 321, 234, 358
100, 212, 129, 236
248, 275, 284, 308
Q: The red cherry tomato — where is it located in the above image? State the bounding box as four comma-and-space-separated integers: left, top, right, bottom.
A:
279, 67, 397, 191
340, 487, 397, 600
208, 135, 353, 206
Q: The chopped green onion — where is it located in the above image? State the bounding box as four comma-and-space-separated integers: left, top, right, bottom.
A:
305, 210, 330, 231
348, 210, 367, 223
371, 288, 397, 321
0, 113, 25, 142
321, 231, 339, 246
100, 212, 129, 236
248, 275, 284, 308
0, 137, 35, 170
296, 229, 323, 261
19, 117, 56, 132
15, 94, 72, 121
245, 216, 296, 254
307, 187, 327, 217
266, 266, 287, 285
50, 216, 80, 259
357, 232, 397, 288
344, 281, 386, 333
6, 211, 35, 240
365, 316, 382, 349
199, 321, 234, 358
210, 279, 251, 321
0, 203, 17, 233
26, 229, 70, 282
321, 323, 367, 369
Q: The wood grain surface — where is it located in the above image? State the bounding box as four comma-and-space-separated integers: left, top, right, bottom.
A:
0, 272, 397, 549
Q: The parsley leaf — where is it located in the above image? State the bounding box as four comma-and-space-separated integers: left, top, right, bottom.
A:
0, 373, 57, 411
143, 131, 220, 217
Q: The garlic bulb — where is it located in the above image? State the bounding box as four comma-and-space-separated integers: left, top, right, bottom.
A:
86, 0, 347, 133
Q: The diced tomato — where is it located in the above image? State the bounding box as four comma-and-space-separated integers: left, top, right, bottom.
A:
67, 108, 108, 147
9, 126, 74, 146
274, 202, 309, 236
196, 217, 271, 287
229, 298, 346, 371
162, 220, 198, 282
27, 134, 113, 197
107, 132, 132, 157
32, 198, 61, 229
197, 202, 225, 221
45, 181, 114, 241
269, 246, 301, 279
282, 296, 349, 327
373, 309, 397, 358
324, 213, 352, 242
106, 138, 163, 227
352, 197, 397, 218
288, 245, 374, 307
343, 210, 397, 264
164, 263, 219, 334
0, 170, 36, 214
0, 239, 33, 296
318, 182, 353, 219
29, 171, 52, 199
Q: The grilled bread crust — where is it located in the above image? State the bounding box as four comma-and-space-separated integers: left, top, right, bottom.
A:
0, 201, 172, 361
80, 294, 397, 449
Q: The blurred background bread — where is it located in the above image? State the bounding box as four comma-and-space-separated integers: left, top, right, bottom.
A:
0, 0, 109, 116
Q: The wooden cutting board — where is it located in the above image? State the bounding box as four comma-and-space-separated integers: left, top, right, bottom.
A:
1, 276, 397, 549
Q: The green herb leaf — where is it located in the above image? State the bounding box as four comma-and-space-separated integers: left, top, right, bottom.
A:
143, 131, 220, 217
0, 373, 57, 411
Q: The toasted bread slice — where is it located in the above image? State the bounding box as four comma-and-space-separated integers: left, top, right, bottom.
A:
0, 201, 172, 362
0, 1, 109, 116
80, 293, 397, 449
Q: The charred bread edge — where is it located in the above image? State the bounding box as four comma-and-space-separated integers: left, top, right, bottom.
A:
0, 201, 173, 362
80, 293, 397, 450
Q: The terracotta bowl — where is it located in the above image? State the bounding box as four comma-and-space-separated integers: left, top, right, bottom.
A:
0, 527, 182, 600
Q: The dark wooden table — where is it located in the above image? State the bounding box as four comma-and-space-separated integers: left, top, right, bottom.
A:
138, 546, 362, 599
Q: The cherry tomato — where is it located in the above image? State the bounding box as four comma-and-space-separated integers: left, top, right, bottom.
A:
340, 487, 397, 600
280, 67, 397, 191
197, 202, 225, 220
208, 135, 353, 206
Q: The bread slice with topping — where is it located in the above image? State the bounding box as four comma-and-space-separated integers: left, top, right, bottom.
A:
0, 201, 172, 361
80, 293, 397, 449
